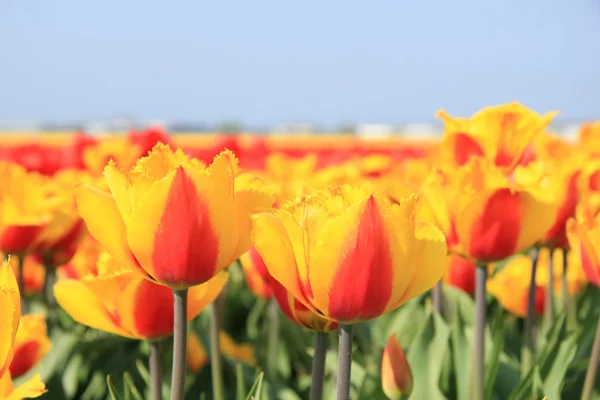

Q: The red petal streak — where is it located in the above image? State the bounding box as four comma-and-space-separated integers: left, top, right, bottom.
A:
468, 189, 521, 262
544, 172, 578, 248
9, 341, 40, 378
327, 197, 394, 322
446, 256, 476, 295
0, 225, 45, 254
151, 167, 220, 286
132, 280, 174, 338
580, 242, 600, 287
452, 134, 485, 166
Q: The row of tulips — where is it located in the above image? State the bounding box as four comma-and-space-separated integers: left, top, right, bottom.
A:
2, 103, 600, 399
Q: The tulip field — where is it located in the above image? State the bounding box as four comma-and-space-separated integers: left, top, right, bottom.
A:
3, 102, 600, 400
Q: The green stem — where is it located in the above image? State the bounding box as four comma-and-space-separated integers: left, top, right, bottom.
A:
582, 315, 600, 400
310, 332, 328, 400
266, 297, 280, 379
170, 289, 188, 400
210, 300, 224, 400
15, 253, 28, 314
522, 249, 539, 375
474, 265, 487, 400
544, 248, 554, 329
562, 251, 578, 330
42, 254, 57, 328
150, 340, 163, 400
432, 280, 443, 316
336, 325, 353, 400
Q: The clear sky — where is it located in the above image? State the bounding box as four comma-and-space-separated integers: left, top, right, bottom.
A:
1, 0, 599, 126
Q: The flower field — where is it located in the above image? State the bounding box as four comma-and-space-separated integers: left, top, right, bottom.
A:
1, 102, 600, 400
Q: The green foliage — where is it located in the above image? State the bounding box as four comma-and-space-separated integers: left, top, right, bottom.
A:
22, 268, 600, 399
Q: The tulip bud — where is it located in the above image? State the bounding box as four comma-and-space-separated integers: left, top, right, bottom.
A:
381, 333, 413, 399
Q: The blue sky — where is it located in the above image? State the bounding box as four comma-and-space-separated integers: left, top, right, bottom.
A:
1, 0, 599, 126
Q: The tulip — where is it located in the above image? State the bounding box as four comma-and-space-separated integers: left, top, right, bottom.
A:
0, 373, 46, 400
76, 143, 274, 289
9, 315, 51, 378
444, 255, 478, 295
252, 185, 447, 400
253, 185, 447, 324
567, 210, 600, 400
128, 126, 171, 155
186, 331, 257, 374
381, 333, 413, 399
0, 260, 20, 379
82, 137, 142, 175
436, 102, 557, 172
0, 162, 54, 255
487, 255, 546, 318
54, 252, 229, 340
420, 158, 555, 264
239, 246, 273, 300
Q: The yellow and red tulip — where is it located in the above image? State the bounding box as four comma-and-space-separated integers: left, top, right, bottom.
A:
82, 137, 142, 175
239, 246, 273, 300
75, 143, 274, 290
567, 209, 600, 287
381, 333, 413, 399
9, 315, 51, 379
252, 185, 447, 324
186, 330, 256, 373
0, 373, 46, 400
487, 255, 546, 318
54, 252, 229, 339
0, 162, 54, 254
436, 102, 557, 172
0, 260, 20, 379
420, 158, 555, 263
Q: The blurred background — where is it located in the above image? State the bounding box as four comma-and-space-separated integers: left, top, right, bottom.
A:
1, 0, 599, 138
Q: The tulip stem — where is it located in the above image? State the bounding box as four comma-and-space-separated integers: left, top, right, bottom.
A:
474, 265, 487, 400
42, 254, 57, 327
336, 324, 353, 400
582, 315, 600, 400
522, 249, 539, 375
432, 280, 444, 316
150, 340, 163, 400
266, 297, 280, 379
544, 249, 554, 329
210, 300, 225, 400
15, 253, 28, 314
561, 251, 578, 330
170, 289, 188, 400
310, 332, 328, 400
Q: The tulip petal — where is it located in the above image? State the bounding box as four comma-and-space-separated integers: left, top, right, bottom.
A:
5, 373, 46, 399
104, 162, 132, 221
187, 332, 208, 373
53, 278, 135, 339
187, 271, 229, 320
310, 196, 394, 322
230, 188, 274, 263
118, 278, 174, 339
515, 191, 556, 254
126, 167, 222, 288
0, 260, 19, 378
75, 185, 140, 273
252, 212, 311, 307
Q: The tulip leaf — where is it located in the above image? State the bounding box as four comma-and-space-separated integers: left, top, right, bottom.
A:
245, 371, 265, 400
485, 306, 505, 400
443, 285, 476, 327
407, 309, 450, 400
236, 364, 247, 400
124, 372, 144, 400
450, 301, 470, 400
107, 375, 124, 400
542, 335, 577, 400
385, 300, 425, 347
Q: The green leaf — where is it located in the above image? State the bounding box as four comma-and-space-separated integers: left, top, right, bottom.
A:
236, 364, 247, 400
407, 309, 451, 400
385, 300, 426, 347
450, 301, 470, 400
542, 335, 577, 400
485, 307, 505, 400
245, 372, 265, 400
107, 375, 123, 400
124, 372, 144, 400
